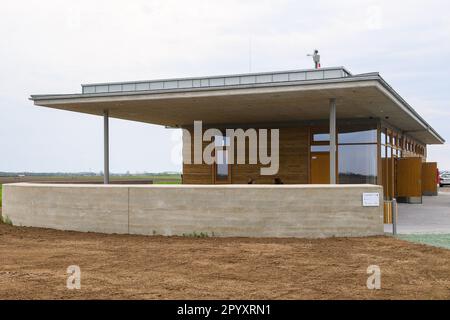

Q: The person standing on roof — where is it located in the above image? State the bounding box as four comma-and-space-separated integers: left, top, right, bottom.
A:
307, 49, 321, 69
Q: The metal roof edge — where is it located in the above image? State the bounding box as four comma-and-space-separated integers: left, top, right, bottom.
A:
80, 66, 352, 87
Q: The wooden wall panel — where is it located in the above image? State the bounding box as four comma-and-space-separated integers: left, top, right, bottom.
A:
182, 129, 213, 184
422, 162, 438, 196
396, 157, 423, 198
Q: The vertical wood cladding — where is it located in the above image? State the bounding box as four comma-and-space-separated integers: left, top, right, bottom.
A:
182, 127, 309, 184
182, 129, 213, 184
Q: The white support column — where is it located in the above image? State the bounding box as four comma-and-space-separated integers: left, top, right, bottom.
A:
103, 109, 110, 184
329, 98, 337, 184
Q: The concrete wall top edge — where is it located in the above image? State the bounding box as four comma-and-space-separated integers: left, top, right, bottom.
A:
3, 182, 382, 190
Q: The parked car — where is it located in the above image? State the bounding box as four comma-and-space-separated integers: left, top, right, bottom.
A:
440, 173, 450, 187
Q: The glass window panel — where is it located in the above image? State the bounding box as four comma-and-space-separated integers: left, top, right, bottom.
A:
109, 84, 123, 92
150, 82, 164, 90
381, 131, 386, 145
240, 76, 256, 84
210, 78, 225, 86
178, 80, 193, 88
338, 144, 377, 184
83, 86, 95, 94
216, 150, 228, 177
305, 71, 323, 80
225, 77, 239, 85
256, 74, 272, 83
311, 145, 330, 153
135, 82, 150, 91
164, 81, 177, 89
381, 145, 386, 158
313, 133, 330, 142
95, 85, 108, 93
338, 129, 377, 144
215, 136, 229, 179
290, 72, 307, 81
273, 73, 289, 82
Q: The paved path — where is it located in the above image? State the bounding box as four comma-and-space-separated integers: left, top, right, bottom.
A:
384, 187, 450, 234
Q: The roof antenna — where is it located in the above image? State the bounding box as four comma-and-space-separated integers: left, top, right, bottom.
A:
248, 37, 252, 72
307, 49, 321, 69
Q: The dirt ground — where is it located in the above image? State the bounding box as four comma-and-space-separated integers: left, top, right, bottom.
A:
0, 223, 449, 300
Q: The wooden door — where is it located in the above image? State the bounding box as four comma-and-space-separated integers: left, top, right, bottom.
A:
396, 157, 422, 203
311, 153, 330, 184
422, 162, 438, 196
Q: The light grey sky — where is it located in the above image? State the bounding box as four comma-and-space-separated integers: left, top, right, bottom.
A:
1, 0, 449, 173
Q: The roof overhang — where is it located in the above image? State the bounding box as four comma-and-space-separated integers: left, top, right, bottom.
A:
30, 70, 444, 145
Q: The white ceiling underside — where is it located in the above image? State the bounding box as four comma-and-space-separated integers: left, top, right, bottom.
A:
31, 80, 444, 145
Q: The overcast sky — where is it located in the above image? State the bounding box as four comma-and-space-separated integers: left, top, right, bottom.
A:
1, 0, 449, 173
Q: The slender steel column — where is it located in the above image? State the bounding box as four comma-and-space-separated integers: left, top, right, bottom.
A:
329, 98, 337, 184
103, 109, 110, 184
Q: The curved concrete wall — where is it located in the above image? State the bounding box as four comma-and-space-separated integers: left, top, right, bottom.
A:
2, 183, 384, 238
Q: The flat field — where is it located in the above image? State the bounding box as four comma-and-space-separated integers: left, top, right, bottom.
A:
0, 174, 181, 185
